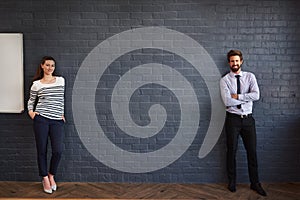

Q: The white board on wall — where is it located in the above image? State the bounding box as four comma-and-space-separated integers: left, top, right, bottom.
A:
0, 33, 24, 113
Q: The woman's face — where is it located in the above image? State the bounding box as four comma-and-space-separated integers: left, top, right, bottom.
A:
41, 60, 55, 76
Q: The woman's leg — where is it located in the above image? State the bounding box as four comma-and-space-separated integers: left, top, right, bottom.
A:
33, 115, 50, 177
48, 119, 64, 186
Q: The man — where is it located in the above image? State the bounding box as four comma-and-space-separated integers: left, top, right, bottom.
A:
220, 50, 267, 196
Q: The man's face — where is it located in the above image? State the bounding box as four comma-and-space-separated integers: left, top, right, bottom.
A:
229, 55, 243, 73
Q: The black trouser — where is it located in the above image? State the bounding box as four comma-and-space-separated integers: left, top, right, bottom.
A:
33, 115, 64, 177
225, 112, 259, 184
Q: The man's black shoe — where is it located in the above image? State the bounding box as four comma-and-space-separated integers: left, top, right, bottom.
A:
250, 183, 267, 196
227, 182, 236, 192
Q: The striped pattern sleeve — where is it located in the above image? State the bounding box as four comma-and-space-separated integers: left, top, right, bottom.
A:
27, 82, 38, 111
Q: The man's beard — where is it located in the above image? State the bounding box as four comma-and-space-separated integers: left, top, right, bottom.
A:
230, 65, 240, 72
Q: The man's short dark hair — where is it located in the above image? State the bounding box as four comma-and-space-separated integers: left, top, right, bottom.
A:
227, 50, 243, 62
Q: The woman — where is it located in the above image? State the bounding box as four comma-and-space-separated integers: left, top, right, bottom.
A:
28, 56, 65, 194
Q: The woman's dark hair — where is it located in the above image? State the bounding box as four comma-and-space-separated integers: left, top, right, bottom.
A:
227, 50, 243, 62
32, 56, 56, 82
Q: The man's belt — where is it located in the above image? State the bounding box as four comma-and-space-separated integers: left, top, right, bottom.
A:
226, 112, 252, 119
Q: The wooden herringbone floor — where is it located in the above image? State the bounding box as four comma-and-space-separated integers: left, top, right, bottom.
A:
0, 182, 299, 199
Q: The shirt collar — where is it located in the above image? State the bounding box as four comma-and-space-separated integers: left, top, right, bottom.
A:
229, 70, 243, 78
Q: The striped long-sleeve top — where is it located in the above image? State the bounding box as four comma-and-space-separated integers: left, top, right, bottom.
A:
28, 76, 65, 120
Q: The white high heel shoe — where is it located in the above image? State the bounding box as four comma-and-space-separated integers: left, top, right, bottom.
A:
51, 184, 57, 191
42, 180, 53, 194
48, 173, 57, 191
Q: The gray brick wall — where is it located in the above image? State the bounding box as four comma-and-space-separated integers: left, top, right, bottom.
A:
0, 0, 299, 183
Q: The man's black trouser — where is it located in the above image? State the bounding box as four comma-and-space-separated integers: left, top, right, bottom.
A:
225, 112, 260, 184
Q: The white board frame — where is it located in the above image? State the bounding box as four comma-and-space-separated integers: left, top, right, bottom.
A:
0, 33, 24, 113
